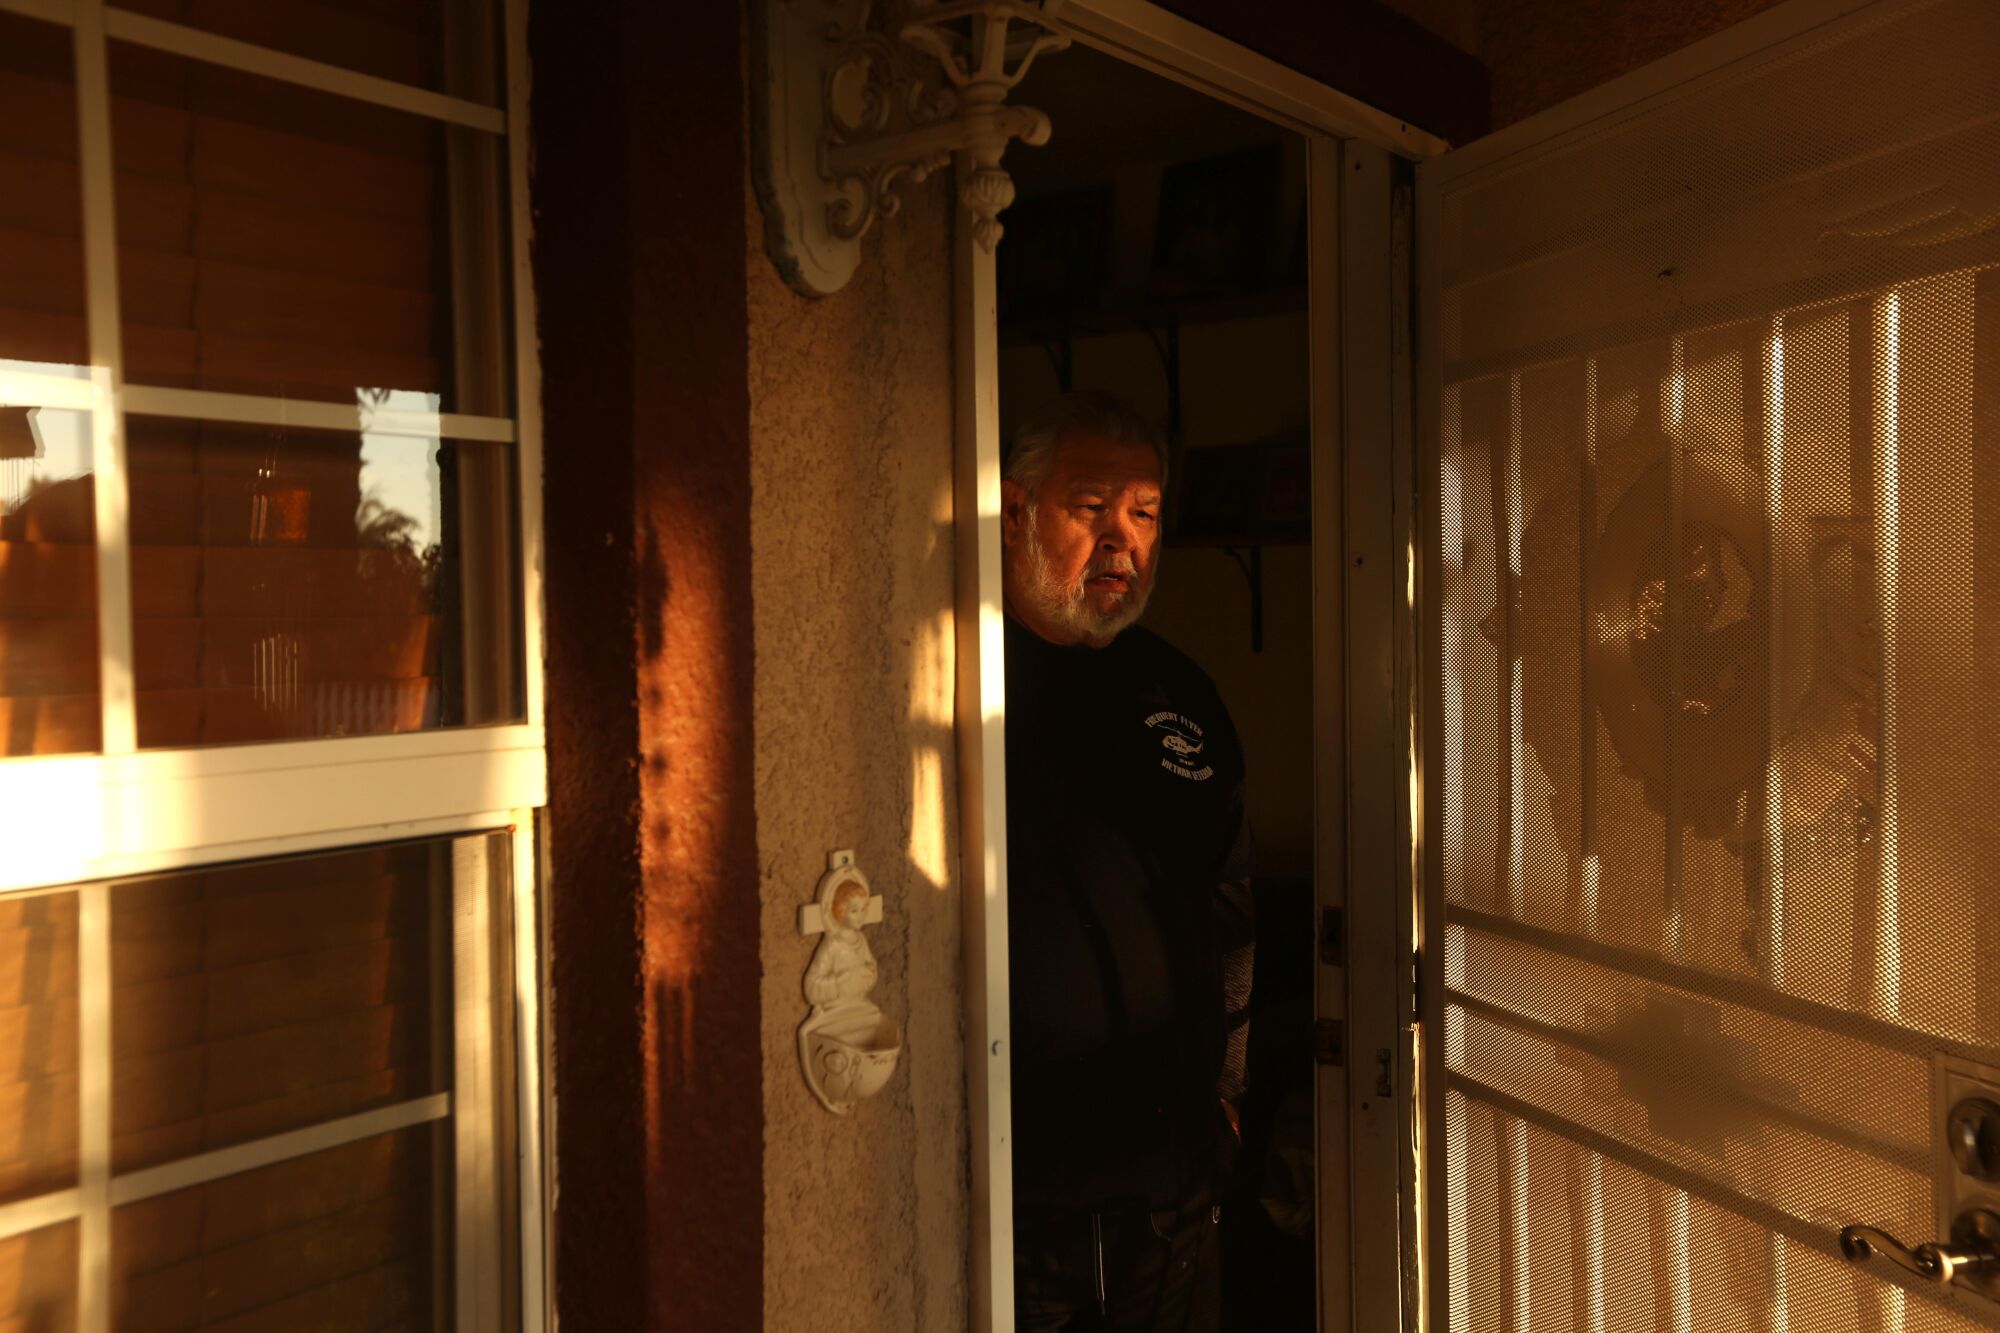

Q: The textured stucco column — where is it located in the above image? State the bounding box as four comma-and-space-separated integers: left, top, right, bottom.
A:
747, 174, 970, 1328
532, 2, 764, 1327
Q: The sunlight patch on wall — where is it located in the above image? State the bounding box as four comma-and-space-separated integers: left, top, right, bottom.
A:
907, 607, 955, 890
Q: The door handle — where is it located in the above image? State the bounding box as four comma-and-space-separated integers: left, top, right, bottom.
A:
1841, 1209, 2000, 1291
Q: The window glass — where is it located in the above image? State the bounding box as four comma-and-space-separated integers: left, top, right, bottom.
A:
2, 407, 100, 755
1, 15, 101, 757
115, 0, 504, 106
0, 892, 78, 1204
111, 839, 458, 1172
129, 415, 518, 745
102, 831, 518, 1327
113, 1126, 444, 1328
0, 13, 86, 370
109, 42, 511, 415
0, 1223, 77, 1329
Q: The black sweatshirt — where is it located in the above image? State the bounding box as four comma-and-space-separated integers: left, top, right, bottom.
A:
1005, 615, 1256, 1214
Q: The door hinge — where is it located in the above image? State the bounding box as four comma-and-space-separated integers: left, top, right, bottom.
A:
1315, 1018, 1345, 1067
1319, 906, 1345, 966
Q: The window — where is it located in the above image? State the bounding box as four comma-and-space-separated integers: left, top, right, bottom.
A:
0, 1, 547, 1328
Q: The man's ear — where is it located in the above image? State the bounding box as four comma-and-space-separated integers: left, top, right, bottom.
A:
1000, 479, 1027, 547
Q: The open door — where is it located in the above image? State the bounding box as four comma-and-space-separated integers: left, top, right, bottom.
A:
1418, 0, 2000, 1329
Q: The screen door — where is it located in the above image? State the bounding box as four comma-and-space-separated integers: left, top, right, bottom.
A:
1419, 0, 2000, 1328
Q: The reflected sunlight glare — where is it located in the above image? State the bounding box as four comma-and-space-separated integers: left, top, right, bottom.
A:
357, 388, 444, 551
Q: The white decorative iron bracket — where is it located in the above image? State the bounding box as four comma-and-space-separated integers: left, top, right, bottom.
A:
754, 0, 1071, 296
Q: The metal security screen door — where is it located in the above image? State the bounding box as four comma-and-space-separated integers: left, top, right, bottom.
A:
1419, 1, 2000, 1330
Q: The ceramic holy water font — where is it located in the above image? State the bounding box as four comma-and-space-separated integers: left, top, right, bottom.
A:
797, 849, 903, 1114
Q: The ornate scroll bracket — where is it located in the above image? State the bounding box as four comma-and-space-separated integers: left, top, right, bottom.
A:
754, 0, 1070, 296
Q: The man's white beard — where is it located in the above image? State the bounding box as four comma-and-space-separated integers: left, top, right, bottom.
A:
1022, 503, 1153, 647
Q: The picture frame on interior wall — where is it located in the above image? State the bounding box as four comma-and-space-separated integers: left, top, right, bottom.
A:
1149, 144, 1281, 300
996, 186, 1113, 322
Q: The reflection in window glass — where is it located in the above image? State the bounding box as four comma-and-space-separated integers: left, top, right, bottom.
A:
109, 42, 510, 415
0, 407, 98, 755
0, 12, 86, 371
110, 839, 463, 1173
113, 1127, 444, 1330
0, 18, 102, 755
0, 892, 78, 1204
129, 415, 518, 746
102, 830, 519, 1329
0, 1222, 76, 1330
115, 0, 504, 106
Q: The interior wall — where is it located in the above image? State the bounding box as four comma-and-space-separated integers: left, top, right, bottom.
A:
1146, 547, 1315, 876
745, 180, 969, 1331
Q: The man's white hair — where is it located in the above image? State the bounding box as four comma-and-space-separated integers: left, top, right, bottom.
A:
1005, 391, 1169, 498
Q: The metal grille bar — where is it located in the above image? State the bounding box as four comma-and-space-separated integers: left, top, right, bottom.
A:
1447, 989, 1929, 1172
1449, 903, 2000, 1065
1449, 1073, 1951, 1318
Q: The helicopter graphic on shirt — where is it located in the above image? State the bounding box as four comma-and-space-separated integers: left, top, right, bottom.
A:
1145, 710, 1214, 781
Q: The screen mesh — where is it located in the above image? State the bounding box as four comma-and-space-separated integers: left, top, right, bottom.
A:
1433, 1, 2000, 1327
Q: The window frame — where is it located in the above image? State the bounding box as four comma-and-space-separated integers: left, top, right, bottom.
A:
0, 0, 552, 1327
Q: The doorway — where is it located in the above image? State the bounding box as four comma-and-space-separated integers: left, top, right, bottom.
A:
996, 42, 1317, 1329
948, 8, 1440, 1331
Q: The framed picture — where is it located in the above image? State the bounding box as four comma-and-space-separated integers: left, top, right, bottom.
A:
1172, 436, 1310, 543
996, 185, 1112, 324
1149, 144, 1281, 301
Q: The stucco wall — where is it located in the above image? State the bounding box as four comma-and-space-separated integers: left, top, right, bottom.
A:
746, 180, 969, 1331
534, 3, 764, 1326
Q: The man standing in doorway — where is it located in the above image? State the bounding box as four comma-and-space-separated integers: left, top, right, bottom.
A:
1003, 392, 1256, 1332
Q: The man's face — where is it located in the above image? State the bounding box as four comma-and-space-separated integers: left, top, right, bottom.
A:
1001, 431, 1163, 647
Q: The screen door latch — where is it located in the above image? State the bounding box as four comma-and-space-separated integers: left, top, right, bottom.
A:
1841, 1209, 2000, 1293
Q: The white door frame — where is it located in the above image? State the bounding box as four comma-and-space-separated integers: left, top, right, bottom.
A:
951, 7, 1442, 1329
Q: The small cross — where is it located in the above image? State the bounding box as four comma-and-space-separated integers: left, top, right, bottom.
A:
798, 848, 883, 934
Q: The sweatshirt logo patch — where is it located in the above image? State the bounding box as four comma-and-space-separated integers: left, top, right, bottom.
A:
1146, 710, 1214, 781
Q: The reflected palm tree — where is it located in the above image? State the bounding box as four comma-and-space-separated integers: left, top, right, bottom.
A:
355, 491, 422, 553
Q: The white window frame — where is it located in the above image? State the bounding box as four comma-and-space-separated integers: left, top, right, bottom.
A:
0, 1, 552, 1329
950, 4, 1441, 1329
